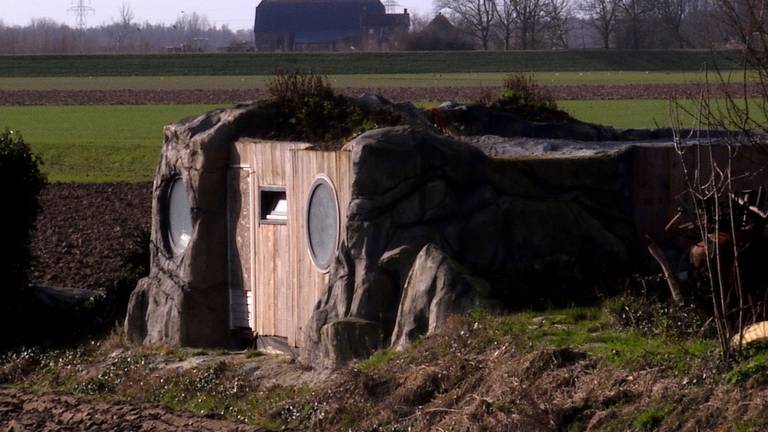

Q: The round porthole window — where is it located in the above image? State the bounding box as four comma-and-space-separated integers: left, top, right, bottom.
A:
306, 176, 340, 272
165, 177, 193, 254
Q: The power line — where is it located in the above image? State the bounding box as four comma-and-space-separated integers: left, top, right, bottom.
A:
68, 0, 95, 30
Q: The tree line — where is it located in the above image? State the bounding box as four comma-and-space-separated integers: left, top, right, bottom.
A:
431, 0, 737, 49
0, 4, 252, 54
0, 0, 749, 53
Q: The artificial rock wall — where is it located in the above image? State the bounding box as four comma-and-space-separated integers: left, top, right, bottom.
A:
302, 126, 639, 368
126, 100, 730, 366
125, 105, 257, 347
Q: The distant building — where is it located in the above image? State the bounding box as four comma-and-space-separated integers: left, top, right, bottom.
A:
253, 0, 409, 51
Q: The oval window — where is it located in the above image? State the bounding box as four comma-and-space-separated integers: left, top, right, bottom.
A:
306, 176, 339, 272
166, 178, 193, 254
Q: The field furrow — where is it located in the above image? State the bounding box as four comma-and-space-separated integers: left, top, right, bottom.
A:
0, 83, 761, 106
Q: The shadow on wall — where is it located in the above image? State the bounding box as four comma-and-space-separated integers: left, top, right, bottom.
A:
301, 126, 639, 368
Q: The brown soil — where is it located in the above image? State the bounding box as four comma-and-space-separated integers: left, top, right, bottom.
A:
29, 183, 152, 291
0, 83, 761, 105
0, 387, 261, 432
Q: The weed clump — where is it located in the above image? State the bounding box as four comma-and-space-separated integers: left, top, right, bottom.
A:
261, 70, 400, 144
633, 404, 671, 431
356, 349, 397, 372
492, 73, 572, 122
724, 347, 768, 386
605, 293, 713, 340
150, 360, 308, 426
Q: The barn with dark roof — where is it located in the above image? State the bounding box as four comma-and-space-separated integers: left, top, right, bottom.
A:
253, 0, 409, 51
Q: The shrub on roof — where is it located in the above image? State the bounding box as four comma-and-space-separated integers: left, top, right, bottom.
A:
262, 70, 401, 144
493, 73, 572, 123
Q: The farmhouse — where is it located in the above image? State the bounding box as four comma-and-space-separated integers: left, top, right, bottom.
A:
253, 0, 409, 51
124, 98, 768, 368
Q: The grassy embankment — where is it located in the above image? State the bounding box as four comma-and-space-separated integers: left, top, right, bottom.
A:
3, 303, 768, 431
0, 50, 741, 77
0, 70, 754, 90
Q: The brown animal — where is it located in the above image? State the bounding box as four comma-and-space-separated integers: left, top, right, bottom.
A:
689, 231, 734, 276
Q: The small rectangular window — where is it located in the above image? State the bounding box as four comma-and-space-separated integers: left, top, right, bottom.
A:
260, 187, 287, 224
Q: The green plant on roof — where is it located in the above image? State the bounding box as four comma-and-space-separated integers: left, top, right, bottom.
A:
492, 72, 572, 122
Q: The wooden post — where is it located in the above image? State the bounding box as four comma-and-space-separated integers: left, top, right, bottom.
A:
646, 238, 684, 304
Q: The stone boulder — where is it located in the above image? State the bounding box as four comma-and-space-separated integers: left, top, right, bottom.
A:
390, 244, 490, 351
317, 318, 383, 367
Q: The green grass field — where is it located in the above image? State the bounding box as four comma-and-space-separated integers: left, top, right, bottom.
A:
561, 99, 768, 129
560, 100, 677, 129
0, 101, 736, 182
0, 50, 741, 77
0, 105, 219, 182
0, 71, 753, 91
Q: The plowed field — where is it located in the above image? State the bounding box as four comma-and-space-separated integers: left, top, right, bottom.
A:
0, 83, 761, 105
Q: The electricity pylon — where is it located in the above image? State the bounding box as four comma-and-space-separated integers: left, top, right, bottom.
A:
69, 0, 95, 30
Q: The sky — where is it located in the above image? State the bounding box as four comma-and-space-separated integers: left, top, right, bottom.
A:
0, 0, 434, 31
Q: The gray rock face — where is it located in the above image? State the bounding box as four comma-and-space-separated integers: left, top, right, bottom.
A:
390, 244, 489, 351
303, 126, 638, 367
317, 318, 382, 367
125, 105, 258, 347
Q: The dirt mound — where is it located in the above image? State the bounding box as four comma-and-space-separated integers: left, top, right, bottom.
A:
0, 84, 761, 105
0, 388, 261, 432
29, 182, 152, 291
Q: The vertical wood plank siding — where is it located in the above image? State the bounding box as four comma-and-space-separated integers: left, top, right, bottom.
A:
228, 139, 352, 347
251, 142, 304, 339
632, 145, 768, 244
288, 149, 352, 346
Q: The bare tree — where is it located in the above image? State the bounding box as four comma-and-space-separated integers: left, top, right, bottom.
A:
511, 0, 548, 49
408, 12, 433, 32
495, 0, 518, 49
655, 0, 690, 47
617, 0, 654, 48
582, 0, 620, 47
119, 2, 135, 26
665, 0, 768, 359
111, 2, 135, 51
680, 0, 722, 48
435, 0, 498, 49
545, 0, 571, 48
492, 0, 569, 49
172, 12, 212, 51
0, 13, 236, 54
175, 12, 211, 37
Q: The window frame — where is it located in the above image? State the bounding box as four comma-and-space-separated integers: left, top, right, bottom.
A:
304, 175, 340, 273
259, 185, 288, 226
161, 176, 194, 256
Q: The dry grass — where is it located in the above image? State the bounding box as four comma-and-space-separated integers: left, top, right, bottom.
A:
2, 306, 768, 431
